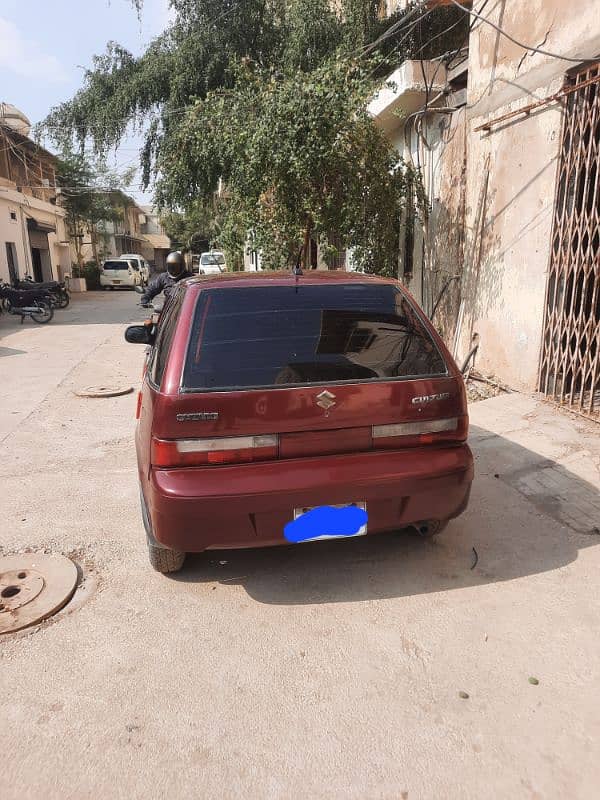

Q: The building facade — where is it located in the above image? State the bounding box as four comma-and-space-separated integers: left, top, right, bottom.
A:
138, 205, 171, 272
370, 0, 600, 419
72, 201, 171, 272
0, 103, 70, 284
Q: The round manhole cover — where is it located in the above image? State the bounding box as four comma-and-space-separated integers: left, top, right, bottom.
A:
0, 554, 78, 635
74, 386, 133, 398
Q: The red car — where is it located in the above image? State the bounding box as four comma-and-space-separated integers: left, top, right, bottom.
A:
125, 271, 473, 573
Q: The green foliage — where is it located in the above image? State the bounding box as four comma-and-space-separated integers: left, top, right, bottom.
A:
159, 199, 218, 251
73, 261, 102, 289
158, 58, 419, 272
57, 154, 134, 267
45, 1, 466, 273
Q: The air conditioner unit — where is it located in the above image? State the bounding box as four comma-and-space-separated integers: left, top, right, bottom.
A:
42, 178, 50, 188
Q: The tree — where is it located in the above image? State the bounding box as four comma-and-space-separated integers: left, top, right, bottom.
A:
45, 1, 466, 272
157, 58, 418, 272
159, 199, 219, 251
56, 155, 134, 270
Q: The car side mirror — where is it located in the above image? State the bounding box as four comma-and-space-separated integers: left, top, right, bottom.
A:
134, 285, 145, 294
125, 324, 155, 345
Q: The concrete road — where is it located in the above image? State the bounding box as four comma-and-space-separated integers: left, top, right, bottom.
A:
1, 292, 599, 800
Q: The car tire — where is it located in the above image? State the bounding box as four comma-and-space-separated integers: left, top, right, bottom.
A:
412, 519, 448, 538
147, 542, 186, 574
140, 486, 186, 573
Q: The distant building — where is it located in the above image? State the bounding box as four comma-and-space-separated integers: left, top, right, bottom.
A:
0, 103, 70, 283
139, 205, 171, 272
73, 201, 171, 273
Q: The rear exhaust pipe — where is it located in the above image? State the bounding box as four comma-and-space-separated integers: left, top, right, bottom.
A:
412, 521, 432, 537
411, 520, 445, 538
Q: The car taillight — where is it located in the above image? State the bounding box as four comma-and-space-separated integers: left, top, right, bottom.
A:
151, 434, 279, 468
372, 416, 468, 448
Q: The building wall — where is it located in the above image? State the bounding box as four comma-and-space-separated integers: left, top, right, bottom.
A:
0, 123, 69, 282
460, 0, 600, 390
0, 186, 69, 283
0, 193, 29, 282
371, 95, 466, 346
419, 107, 467, 344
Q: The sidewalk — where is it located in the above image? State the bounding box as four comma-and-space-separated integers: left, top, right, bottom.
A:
469, 393, 600, 535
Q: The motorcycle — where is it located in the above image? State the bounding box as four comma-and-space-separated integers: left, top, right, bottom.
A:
0, 282, 54, 324
13, 276, 70, 309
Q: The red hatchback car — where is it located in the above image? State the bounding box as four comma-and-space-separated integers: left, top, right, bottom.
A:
125, 271, 473, 573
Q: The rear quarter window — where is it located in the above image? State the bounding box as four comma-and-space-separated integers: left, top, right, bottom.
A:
182, 283, 446, 392
148, 289, 185, 388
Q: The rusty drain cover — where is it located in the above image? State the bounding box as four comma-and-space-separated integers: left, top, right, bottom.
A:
74, 386, 133, 398
0, 554, 78, 635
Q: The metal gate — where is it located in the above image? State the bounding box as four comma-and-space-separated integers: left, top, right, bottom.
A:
539, 63, 600, 420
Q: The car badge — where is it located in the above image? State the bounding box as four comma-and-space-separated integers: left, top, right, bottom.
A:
411, 393, 450, 406
176, 412, 219, 422
316, 390, 337, 410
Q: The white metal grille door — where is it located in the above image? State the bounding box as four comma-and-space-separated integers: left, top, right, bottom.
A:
539, 63, 600, 420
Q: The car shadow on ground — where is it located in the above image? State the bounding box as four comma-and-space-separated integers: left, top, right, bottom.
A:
170, 424, 600, 604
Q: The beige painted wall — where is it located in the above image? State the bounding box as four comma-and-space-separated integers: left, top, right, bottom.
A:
0, 189, 68, 282
0, 196, 30, 282
461, 0, 600, 390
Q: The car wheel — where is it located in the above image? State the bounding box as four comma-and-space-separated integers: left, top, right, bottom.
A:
147, 541, 186, 574
412, 519, 448, 538
140, 486, 186, 573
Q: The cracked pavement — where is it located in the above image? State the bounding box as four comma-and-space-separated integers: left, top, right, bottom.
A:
1, 292, 600, 799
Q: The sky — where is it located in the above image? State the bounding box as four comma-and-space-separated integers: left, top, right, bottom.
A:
0, 0, 174, 202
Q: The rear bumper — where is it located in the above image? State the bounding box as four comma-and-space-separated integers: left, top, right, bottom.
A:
144, 444, 473, 552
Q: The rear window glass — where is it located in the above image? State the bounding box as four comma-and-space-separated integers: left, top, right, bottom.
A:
182, 284, 446, 392
103, 261, 129, 270
201, 253, 225, 265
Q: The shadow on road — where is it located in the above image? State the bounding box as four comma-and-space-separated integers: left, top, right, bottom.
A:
169, 425, 600, 605
0, 346, 27, 358
0, 292, 144, 337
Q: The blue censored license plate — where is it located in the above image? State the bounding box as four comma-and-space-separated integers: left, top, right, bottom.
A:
288, 502, 368, 543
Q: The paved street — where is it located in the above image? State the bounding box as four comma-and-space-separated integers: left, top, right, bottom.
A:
1, 292, 600, 800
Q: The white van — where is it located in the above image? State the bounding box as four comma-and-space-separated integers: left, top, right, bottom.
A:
100, 259, 143, 289
198, 251, 226, 275
120, 253, 151, 284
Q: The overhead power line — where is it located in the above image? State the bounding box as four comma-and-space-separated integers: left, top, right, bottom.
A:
446, 0, 592, 64
362, 0, 429, 55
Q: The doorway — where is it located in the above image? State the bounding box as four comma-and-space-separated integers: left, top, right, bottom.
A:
5, 242, 19, 284
539, 62, 600, 419
31, 248, 44, 282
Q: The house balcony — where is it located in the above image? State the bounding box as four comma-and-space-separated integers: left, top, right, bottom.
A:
368, 60, 447, 134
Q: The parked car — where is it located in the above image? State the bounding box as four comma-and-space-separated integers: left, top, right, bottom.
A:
120, 253, 151, 284
197, 250, 226, 275
100, 258, 143, 289
125, 271, 473, 573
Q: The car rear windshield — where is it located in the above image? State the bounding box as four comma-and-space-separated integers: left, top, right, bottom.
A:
103, 261, 129, 270
182, 284, 447, 392
201, 253, 225, 265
